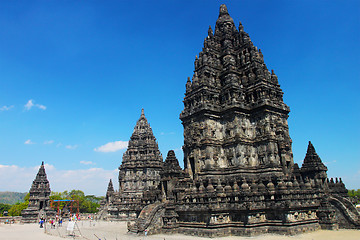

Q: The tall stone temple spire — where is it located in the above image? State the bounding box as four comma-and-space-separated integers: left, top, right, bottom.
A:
105, 109, 163, 220
181, 4, 292, 180
22, 162, 55, 223
120, 108, 163, 171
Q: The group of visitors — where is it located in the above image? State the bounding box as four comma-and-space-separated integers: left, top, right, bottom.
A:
38, 216, 63, 228
4, 219, 15, 224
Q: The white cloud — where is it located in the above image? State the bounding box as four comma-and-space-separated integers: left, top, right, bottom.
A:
80, 161, 95, 165
24, 139, 35, 144
44, 140, 54, 145
24, 100, 34, 110
24, 99, 46, 111
0, 105, 14, 111
37, 104, 46, 110
324, 160, 337, 165
66, 145, 78, 150
174, 147, 182, 152
94, 141, 128, 153
160, 132, 175, 136
0, 164, 117, 196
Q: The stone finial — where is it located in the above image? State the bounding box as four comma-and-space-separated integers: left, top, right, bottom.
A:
233, 180, 240, 191
239, 21, 244, 31
267, 178, 275, 191
251, 179, 258, 192
208, 25, 213, 36
277, 177, 287, 192
258, 181, 266, 192
199, 180, 205, 193
219, 4, 229, 16
206, 179, 215, 192
224, 180, 232, 192
216, 178, 223, 192
292, 177, 300, 189
192, 183, 198, 193
141, 108, 145, 117
241, 178, 250, 192
258, 49, 264, 59
216, 4, 234, 25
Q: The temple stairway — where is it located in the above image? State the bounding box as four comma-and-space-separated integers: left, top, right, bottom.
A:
128, 202, 166, 234
329, 195, 360, 229
96, 207, 108, 220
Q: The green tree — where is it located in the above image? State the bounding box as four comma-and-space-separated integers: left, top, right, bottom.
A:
8, 202, 28, 216
348, 189, 360, 204
9, 193, 29, 216
50, 190, 101, 213
24, 193, 30, 202
0, 203, 12, 216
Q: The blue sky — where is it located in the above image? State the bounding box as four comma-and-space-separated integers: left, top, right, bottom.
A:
0, 0, 359, 195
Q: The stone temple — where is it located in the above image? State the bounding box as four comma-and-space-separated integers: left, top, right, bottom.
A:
22, 162, 55, 223
100, 4, 360, 237
101, 109, 163, 220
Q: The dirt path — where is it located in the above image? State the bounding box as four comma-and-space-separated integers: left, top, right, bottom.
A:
1, 221, 359, 240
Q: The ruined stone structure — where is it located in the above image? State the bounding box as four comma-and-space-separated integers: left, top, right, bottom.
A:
103, 4, 360, 237
101, 109, 163, 220
22, 162, 55, 223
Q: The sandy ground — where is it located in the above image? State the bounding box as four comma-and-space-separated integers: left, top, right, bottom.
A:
0, 221, 359, 240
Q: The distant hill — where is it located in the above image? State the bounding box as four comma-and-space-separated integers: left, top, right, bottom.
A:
0, 192, 27, 205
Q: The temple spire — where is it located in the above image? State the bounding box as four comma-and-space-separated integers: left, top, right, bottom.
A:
22, 161, 55, 222
121, 108, 162, 168
300, 141, 328, 180
163, 150, 182, 172
304, 141, 323, 164
107, 179, 114, 193
35, 161, 48, 182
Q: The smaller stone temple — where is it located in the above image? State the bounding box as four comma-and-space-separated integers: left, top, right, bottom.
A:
101, 109, 163, 220
22, 162, 55, 223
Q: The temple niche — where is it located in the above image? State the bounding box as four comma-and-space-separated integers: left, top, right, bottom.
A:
22, 162, 56, 223
102, 4, 360, 237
